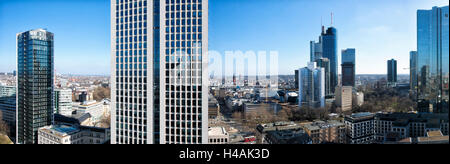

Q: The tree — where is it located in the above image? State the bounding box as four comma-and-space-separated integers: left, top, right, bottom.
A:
93, 86, 111, 101
97, 114, 111, 128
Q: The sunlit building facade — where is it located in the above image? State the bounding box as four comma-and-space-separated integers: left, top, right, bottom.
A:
16, 29, 54, 144
417, 6, 449, 113
111, 0, 208, 144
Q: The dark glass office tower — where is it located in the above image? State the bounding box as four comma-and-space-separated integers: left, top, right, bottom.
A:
387, 59, 397, 86
341, 48, 355, 87
417, 6, 449, 113
410, 51, 418, 95
16, 29, 54, 144
321, 27, 338, 94
315, 58, 331, 96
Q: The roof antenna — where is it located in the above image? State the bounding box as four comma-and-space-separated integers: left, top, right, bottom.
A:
331, 12, 334, 26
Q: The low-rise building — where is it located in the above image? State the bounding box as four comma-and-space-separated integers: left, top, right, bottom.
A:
73, 100, 104, 124
344, 112, 375, 144
264, 128, 312, 144
335, 86, 353, 112
208, 127, 229, 144
38, 124, 110, 144
256, 122, 301, 144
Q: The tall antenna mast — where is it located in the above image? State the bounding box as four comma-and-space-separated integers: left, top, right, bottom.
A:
331, 12, 334, 26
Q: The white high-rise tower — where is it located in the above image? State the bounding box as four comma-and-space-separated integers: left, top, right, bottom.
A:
111, 0, 208, 144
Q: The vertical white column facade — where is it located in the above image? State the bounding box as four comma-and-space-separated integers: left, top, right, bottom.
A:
112, 0, 208, 144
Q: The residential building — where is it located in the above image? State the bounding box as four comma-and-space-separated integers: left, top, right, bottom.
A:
264, 128, 312, 144
387, 59, 398, 86
16, 29, 54, 144
54, 89, 73, 116
302, 120, 346, 144
256, 122, 301, 144
298, 62, 325, 108
311, 25, 337, 95
335, 86, 352, 112
344, 112, 375, 144
321, 27, 338, 94
208, 127, 229, 144
417, 6, 449, 113
111, 0, 209, 144
37, 124, 110, 144
341, 48, 355, 87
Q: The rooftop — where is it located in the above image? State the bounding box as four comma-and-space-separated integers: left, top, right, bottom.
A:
208, 127, 229, 137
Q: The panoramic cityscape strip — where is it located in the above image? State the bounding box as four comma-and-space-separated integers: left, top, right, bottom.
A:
0, 0, 448, 148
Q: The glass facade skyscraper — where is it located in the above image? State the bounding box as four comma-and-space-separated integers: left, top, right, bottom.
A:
417, 6, 449, 113
111, 0, 208, 144
16, 29, 54, 144
410, 51, 418, 94
341, 48, 355, 87
298, 62, 325, 108
387, 59, 397, 85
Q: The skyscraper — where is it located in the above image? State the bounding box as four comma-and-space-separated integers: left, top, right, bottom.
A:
54, 89, 73, 116
387, 59, 397, 86
111, 0, 208, 144
298, 62, 325, 108
417, 6, 449, 113
341, 48, 355, 87
410, 51, 418, 94
311, 26, 335, 96
321, 27, 338, 94
16, 29, 54, 144
315, 57, 331, 97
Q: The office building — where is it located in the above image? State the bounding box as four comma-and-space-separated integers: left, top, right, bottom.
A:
16, 29, 54, 144
54, 89, 73, 116
208, 127, 229, 144
294, 70, 299, 89
298, 62, 325, 108
73, 100, 104, 124
417, 6, 449, 113
256, 122, 301, 144
341, 48, 355, 86
387, 59, 397, 86
409, 51, 418, 94
0, 85, 15, 97
374, 113, 448, 143
111, 0, 209, 144
311, 26, 338, 94
37, 124, 110, 144
264, 128, 312, 144
344, 112, 375, 144
315, 58, 331, 97
0, 95, 16, 139
335, 86, 353, 112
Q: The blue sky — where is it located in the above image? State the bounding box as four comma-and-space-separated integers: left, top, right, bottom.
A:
0, 0, 448, 75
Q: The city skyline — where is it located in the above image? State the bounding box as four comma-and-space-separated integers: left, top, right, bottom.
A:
1, 0, 448, 75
